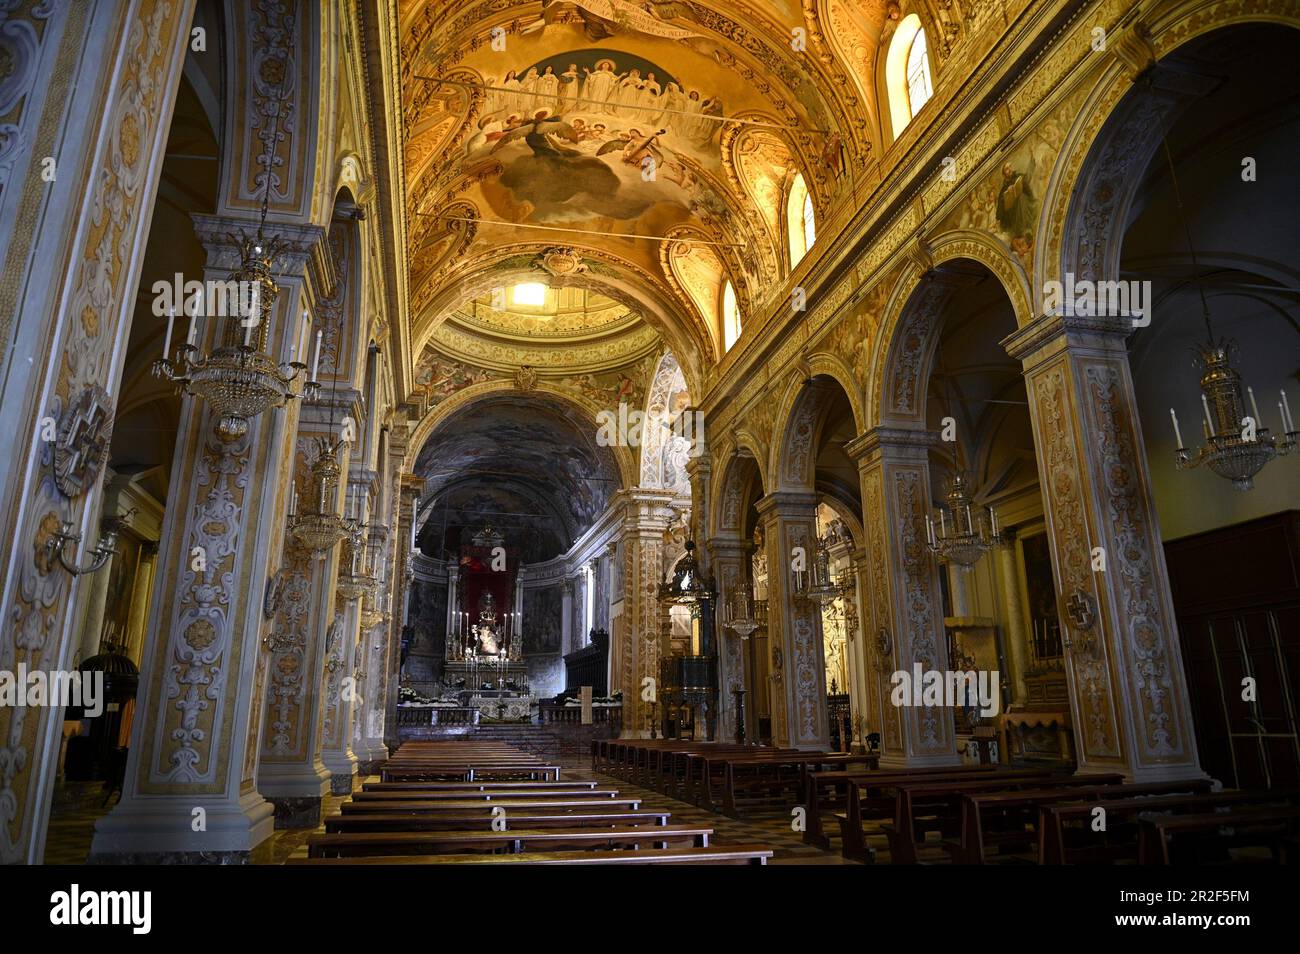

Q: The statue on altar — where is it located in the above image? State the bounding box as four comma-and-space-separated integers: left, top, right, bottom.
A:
472, 622, 502, 656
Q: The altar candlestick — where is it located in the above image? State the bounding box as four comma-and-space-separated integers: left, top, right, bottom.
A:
162, 309, 174, 359
1170, 408, 1184, 449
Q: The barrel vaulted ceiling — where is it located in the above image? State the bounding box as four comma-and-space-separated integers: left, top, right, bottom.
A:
396, 1, 895, 385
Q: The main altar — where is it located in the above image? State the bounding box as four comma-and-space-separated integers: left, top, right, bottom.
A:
443, 584, 531, 720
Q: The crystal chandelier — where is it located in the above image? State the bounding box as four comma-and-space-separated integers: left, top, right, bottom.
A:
925, 472, 1001, 569
152, 83, 318, 441
1157, 135, 1297, 490
336, 523, 378, 602
793, 541, 841, 606
287, 437, 357, 557
722, 581, 760, 639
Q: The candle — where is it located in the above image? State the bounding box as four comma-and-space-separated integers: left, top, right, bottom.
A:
1283, 390, 1295, 433
186, 312, 198, 346
1201, 393, 1214, 434
925, 513, 934, 546
311, 329, 322, 380
162, 309, 174, 358
1247, 386, 1261, 433
243, 319, 253, 348
966, 504, 973, 533
1170, 408, 1184, 449
297, 318, 308, 365
989, 508, 998, 534
939, 509, 946, 537
1280, 402, 1287, 437
291, 489, 298, 515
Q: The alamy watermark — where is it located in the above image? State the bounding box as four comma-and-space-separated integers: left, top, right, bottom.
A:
890, 664, 1001, 718
596, 402, 705, 457
1042, 272, 1152, 327
0, 665, 103, 717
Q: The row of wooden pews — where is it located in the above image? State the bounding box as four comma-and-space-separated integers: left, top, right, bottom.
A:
800, 759, 1300, 864
593, 738, 879, 818
288, 741, 776, 865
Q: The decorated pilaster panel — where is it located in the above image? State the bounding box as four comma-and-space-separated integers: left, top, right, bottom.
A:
848, 429, 959, 767
707, 537, 747, 743
756, 492, 829, 750
1005, 314, 1201, 781
0, 0, 195, 866
619, 490, 674, 736
255, 405, 353, 813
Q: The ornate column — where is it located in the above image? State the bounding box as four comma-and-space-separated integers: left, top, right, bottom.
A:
383, 470, 423, 754
847, 548, 878, 748
846, 428, 960, 768
995, 532, 1030, 704
1004, 313, 1202, 781
91, 216, 327, 861
706, 536, 748, 744
560, 577, 574, 654
255, 396, 356, 825
0, 0, 195, 864
754, 491, 829, 750
617, 490, 675, 736
123, 542, 160, 664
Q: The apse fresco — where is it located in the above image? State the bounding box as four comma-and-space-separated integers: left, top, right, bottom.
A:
412, 393, 619, 541
522, 584, 563, 655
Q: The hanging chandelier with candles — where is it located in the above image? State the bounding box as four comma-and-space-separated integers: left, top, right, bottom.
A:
336, 522, 378, 602
1155, 137, 1297, 490
152, 84, 319, 441
287, 436, 357, 557
1170, 337, 1296, 491
925, 472, 1002, 569
722, 582, 760, 639
793, 541, 842, 607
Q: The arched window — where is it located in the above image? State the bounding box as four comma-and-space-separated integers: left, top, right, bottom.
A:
886, 14, 933, 139
786, 173, 816, 268
906, 27, 933, 118
722, 280, 741, 351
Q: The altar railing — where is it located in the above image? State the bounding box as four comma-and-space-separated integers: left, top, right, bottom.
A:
538, 702, 622, 733
395, 706, 481, 727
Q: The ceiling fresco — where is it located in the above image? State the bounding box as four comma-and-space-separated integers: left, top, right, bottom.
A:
398, 1, 878, 374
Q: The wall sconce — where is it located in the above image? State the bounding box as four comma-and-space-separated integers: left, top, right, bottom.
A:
45, 511, 134, 576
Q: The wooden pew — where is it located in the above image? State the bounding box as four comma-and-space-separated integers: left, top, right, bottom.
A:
306, 824, 715, 858
880, 773, 1125, 864
715, 752, 888, 818
351, 788, 621, 802
340, 798, 646, 814
1138, 804, 1300, 865
955, 778, 1214, 864
288, 845, 773, 865
835, 767, 1060, 862
326, 809, 672, 833
381, 764, 561, 782
361, 780, 598, 793
1040, 788, 1300, 864
802, 764, 1002, 849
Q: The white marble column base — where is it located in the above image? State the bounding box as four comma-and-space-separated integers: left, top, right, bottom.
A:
89, 790, 274, 862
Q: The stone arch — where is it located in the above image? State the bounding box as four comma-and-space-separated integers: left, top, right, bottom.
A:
771, 370, 861, 494
711, 442, 767, 541
639, 351, 692, 494
408, 245, 712, 398
867, 235, 1031, 429
805, 351, 866, 434
1037, 10, 1300, 312
404, 378, 638, 493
